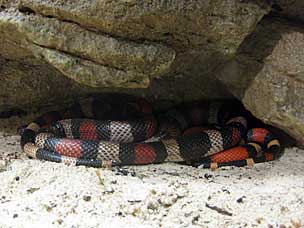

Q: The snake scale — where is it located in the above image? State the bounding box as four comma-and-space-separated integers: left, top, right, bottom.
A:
20, 94, 282, 169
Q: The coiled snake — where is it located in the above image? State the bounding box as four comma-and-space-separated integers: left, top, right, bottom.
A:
20, 94, 282, 169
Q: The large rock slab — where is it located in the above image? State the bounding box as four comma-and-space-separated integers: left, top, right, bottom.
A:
17, 0, 269, 50
216, 18, 304, 144
0, 0, 269, 112
0, 10, 175, 88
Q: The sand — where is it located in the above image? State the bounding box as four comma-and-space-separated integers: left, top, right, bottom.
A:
0, 117, 303, 228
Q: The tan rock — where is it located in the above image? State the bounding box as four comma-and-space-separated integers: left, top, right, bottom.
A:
18, 0, 269, 50
0, 10, 175, 87
0, 57, 93, 112
31, 45, 149, 88
216, 18, 304, 144
0, 0, 269, 111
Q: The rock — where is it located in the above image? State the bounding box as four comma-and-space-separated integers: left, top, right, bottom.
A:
31, 45, 150, 88
0, 54, 93, 112
271, 0, 304, 22
0, 0, 269, 111
17, 0, 269, 50
216, 18, 304, 144
0, 10, 175, 87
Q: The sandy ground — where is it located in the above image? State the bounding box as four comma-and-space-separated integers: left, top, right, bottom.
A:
0, 117, 303, 228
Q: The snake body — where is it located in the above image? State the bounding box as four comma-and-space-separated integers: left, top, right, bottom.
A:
20, 94, 282, 169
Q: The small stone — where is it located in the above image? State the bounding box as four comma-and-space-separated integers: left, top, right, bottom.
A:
83, 195, 92, 202
192, 214, 200, 225
116, 211, 123, 216
222, 188, 230, 194
115, 169, 129, 176
236, 196, 246, 203
44, 205, 53, 212
147, 200, 159, 211
110, 180, 117, 184
204, 173, 213, 179
27, 187, 40, 194
13, 213, 18, 218
256, 217, 264, 224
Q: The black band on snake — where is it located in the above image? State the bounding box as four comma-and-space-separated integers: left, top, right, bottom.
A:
20, 94, 282, 170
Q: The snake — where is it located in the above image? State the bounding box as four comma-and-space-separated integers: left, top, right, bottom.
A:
20, 94, 282, 169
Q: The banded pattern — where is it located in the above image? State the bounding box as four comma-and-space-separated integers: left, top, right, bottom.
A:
194, 128, 282, 169
20, 96, 282, 169
56, 117, 157, 142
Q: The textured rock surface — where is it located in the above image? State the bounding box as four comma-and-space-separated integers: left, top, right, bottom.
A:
216, 18, 304, 144
0, 56, 92, 112
17, 0, 268, 50
0, 0, 269, 111
0, 10, 175, 88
